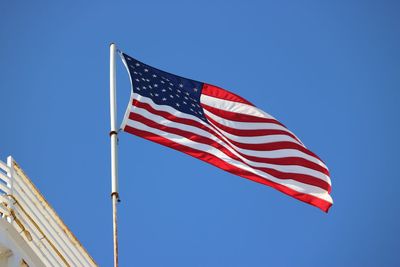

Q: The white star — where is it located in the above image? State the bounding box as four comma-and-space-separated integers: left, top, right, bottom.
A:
144, 68, 149, 72
176, 103, 180, 107
162, 97, 167, 101
146, 79, 150, 82
134, 71, 138, 74
148, 85, 152, 89
142, 86, 147, 89
127, 57, 131, 61
135, 62, 140, 66
135, 78, 140, 82
169, 95, 174, 98
184, 96, 188, 100
183, 101, 187, 104
185, 92, 190, 96
179, 84, 183, 88
161, 80, 165, 84
177, 89, 181, 93
191, 103, 196, 107
154, 84, 158, 87
169, 82, 174, 86
193, 88, 198, 92
152, 74, 157, 78
141, 78, 146, 81
168, 87, 173, 91
175, 94, 180, 97
161, 89, 166, 92
154, 93, 159, 96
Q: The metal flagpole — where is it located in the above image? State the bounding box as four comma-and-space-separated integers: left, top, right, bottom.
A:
109, 42, 120, 267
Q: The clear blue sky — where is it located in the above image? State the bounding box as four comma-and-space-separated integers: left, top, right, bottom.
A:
1, 1, 399, 266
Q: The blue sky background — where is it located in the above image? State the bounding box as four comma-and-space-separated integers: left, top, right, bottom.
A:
1, 1, 399, 266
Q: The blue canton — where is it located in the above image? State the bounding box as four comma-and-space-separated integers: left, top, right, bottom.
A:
122, 53, 207, 122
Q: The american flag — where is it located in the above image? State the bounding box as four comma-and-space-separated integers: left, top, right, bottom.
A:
120, 52, 333, 212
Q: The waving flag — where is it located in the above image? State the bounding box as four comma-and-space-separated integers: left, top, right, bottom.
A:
119, 52, 332, 212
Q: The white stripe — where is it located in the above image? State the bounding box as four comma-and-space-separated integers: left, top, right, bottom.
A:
209, 121, 302, 145
126, 94, 328, 171
125, 101, 331, 185
203, 109, 289, 131
128, 94, 327, 170
125, 117, 333, 204
201, 94, 303, 145
201, 94, 276, 120
130, 93, 300, 148
121, 92, 134, 130
200, 110, 326, 167
204, 119, 329, 175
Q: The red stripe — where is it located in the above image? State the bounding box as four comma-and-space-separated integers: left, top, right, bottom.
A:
124, 124, 332, 212
202, 103, 285, 125
127, 112, 331, 192
234, 154, 329, 176
201, 108, 323, 162
222, 137, 318, 156
205, 112, 300, 141
202, 84, 255, 106
131, 99, 329, 175
204, 114, 322, 160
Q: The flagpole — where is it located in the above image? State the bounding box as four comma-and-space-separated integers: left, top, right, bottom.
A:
109, 42, 119, 267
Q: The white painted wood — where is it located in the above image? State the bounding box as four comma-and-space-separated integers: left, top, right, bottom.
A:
0, 161, 9, 173
0, 172, 10, 187
0, 156, 98, 266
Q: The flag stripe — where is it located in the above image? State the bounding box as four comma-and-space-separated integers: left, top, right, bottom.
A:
124, 118, 331, 198
202, 103, 284, 125
127, 96, 331, 186
123, 121, 332, 212
130, 96, 329, 176
210, 127, 302, 145
202, 104, 302, 147
204, 111, 301, 141
202, 83, 254, 106
200, 93, 276, 120
202, 108, 325, 165
127, 104, 331, 191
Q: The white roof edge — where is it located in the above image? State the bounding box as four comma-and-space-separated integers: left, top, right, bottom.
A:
0, 156, 98, 266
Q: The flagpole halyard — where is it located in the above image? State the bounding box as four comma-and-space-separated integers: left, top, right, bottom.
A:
109, 42, 119, 267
